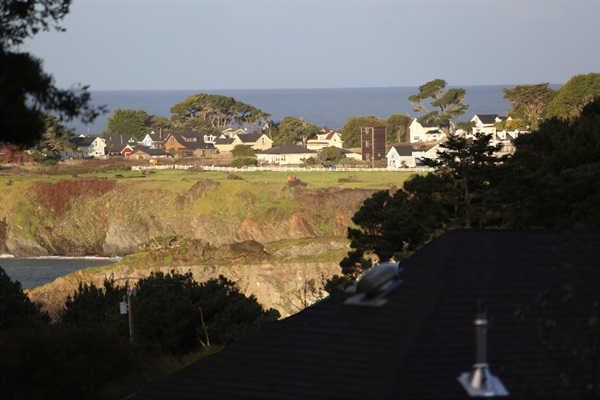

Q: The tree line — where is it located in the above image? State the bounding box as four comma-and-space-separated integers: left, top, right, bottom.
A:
326, 96, 600, 290
0, 260, 279, 400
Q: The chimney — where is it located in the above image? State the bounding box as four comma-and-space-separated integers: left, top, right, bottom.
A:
458, 301, 508, 397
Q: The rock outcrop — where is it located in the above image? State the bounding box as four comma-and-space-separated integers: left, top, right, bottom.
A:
27, 261, 341, 320
0, 178, 377, 257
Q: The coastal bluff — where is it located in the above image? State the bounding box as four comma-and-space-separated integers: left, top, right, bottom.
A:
26, 239, 346, 320
0, 174, 381, 257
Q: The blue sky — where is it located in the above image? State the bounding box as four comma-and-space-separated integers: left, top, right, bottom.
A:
22, 0, 600, 91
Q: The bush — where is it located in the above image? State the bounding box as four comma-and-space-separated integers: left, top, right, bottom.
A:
60, 271, 280, 356
0, 325, 164, 400
0, 266, 49, 331
231, 145, 256, 157
230, 157, 257, 167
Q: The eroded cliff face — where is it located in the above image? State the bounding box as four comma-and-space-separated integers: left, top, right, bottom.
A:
6, 176, 376, 318
0, 178, 377, 257
26, 237, 348, 320
27, 261, 341, 320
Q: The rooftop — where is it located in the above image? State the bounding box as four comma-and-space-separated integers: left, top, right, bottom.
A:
128, 229, 600, 400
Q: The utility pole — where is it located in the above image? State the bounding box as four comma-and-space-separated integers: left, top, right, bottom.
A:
127, 284, 135, 343
118, 277, 140, 343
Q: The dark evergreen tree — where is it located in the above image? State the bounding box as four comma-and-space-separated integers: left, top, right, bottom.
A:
61, 270, 279, 356
0, 266, 49, 331
498, 97, 600, 228
0, 0, 102, 147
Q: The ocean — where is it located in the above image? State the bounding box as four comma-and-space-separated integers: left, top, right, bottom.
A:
1, 256, 120, 289
65, 86, 525, 135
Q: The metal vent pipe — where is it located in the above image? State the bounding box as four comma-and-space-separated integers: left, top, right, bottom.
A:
458, 301, 508, 397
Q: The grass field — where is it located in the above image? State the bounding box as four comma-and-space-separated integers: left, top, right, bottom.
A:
0, 163, 422, 192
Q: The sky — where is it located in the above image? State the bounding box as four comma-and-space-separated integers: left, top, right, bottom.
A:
21, 0, 600, 91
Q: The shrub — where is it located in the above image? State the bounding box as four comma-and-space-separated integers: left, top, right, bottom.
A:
0, 266, 49, 331
230, 157, 257, 167
60, 271, 280, 356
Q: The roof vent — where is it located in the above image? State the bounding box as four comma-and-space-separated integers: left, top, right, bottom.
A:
458, 301, 508, 397
344, 262, 401, 307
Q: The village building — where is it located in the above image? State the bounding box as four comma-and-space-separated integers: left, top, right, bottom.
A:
0, 146, 31, 164
221, 128, 247, 138
162, 132, 218, 157
60, 135, 107, 159
386, 145, 423, 168
213, 137, 237, 153
140, 130, 168, 149
101, 134, 138, 157
305, 129, 343, 151
257, 144, 317, 165
128, 146, 172, 160
361, 122, 387, 164
470, 114, 507, 136
467, 114, 527, 154
409, 119, 445, 143
232, 132, 273, 151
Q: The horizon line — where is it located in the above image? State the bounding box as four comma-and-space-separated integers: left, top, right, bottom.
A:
87, 83, 564, 92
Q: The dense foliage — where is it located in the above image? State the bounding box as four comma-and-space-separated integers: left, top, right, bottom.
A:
386, 113, 412, 144
408, 79, 469, 128
545, 72, 600, 120
0, 0, 102, 147
340, 115, 382, 148
271, 116, 322, 145
170, 93, 270, 133
105, 108, 172, 138
328, 98, 600, 291
0, 325, 162, 400
27, 115, 76, 165
0, 266, 49, 331
502, 82, 556, 130
0, 264, 279, 399
61, 271, 280, 356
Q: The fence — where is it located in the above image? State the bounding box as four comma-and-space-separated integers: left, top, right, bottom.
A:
132, 164, 432, 173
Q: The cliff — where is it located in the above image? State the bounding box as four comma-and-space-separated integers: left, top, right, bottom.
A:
26, 238, 347, 320
1, 169, 404, 318
0, 173, 380, 257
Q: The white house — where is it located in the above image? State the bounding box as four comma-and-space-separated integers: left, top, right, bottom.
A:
386, 145, 421, 168
491, 129, 528, 154
203, 133, 219, 144
257, 145, 317, 165
470, 114, 508, 136
61, 135, 107, 159
140, 130, 168, 149
415, 144, 445, 165
221, 128, 247, 138
409, 119, 444, 143
306, 129, 343, 150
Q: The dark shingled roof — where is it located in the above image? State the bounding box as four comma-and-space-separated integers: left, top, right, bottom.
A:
215, 137, 235, 145
170, 133, 216, 150
236, 133, 267, 143
261, 144, 317, 155
128, 229, 600, 400
132, 147, 169, 156
70, 135, 102, 147
390, 145, 416, 156
475, 114, 501, 124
